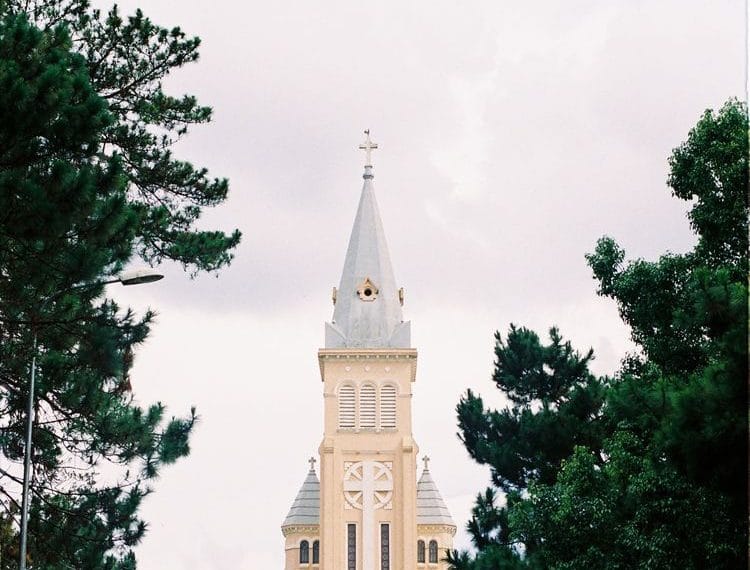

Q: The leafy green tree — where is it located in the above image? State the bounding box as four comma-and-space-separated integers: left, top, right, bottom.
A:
453, 100, 748, 569
0, 6, 230, 567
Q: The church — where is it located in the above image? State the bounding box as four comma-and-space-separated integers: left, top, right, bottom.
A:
281, 133, 456, 569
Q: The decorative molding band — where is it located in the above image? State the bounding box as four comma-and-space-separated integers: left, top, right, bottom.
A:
281, 524, 320, 537
336, 427, 399, 434
318, 348, 417, 360
318, 349, 418, 382
417, 524, 458, 536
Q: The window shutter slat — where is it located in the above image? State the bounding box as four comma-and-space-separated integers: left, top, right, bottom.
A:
339, 385, 355, 428
360, 384, 376, 428
380, 385, 396, 428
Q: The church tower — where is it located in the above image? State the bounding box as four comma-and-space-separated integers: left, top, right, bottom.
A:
282, 132, 455, 569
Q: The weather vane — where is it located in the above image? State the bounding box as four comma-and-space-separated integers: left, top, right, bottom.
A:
359, 129, 378, 167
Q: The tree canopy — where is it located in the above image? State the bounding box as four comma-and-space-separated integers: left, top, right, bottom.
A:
0, 2, 238, 566
451, 99, 748, 570
5, 0, 241, 274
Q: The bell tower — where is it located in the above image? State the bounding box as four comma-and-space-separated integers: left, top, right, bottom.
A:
282, 132, 454, 570
320, 130, 416, 570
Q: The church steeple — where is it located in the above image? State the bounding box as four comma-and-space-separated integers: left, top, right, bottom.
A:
325, 131, 411, 349
282, 133, 454, 570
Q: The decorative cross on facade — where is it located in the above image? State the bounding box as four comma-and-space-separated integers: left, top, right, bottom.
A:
343, 460, 393, 570
308, 456, 317, 471
359, 129, 378, 167
422, 455, 430, 470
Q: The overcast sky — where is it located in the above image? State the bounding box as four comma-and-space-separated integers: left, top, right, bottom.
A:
101, 1, 746, 567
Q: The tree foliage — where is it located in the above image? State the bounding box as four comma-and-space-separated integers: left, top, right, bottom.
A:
5, 0, 241, 274
453, 100, 748, 569
0, 2, 236, 566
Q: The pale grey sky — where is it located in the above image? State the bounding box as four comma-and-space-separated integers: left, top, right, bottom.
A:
103, 1, 745, 567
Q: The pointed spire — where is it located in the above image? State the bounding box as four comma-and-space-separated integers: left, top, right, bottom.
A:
325, 132, 411, 348
416, 460, 455, 527
282, 461, 320, 527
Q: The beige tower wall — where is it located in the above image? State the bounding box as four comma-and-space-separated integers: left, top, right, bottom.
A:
282, 526, 320, 570
318, 349, 418, 570
417, 525, 456, 570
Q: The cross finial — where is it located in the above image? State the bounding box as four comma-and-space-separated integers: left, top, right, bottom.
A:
309, 456, 317, 471
359, 129, 378, 167
422, 455, 430, 470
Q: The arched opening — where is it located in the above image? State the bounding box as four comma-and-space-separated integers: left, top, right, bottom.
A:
338, 384, 355, 428
380, 384, 397, 428
428, 540, 438, 563
359, 384, 376, 428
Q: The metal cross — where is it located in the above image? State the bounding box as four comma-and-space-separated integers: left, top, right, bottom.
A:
359, 129, 378, 166
422, 455, 430, 470
309, 456, 317, 471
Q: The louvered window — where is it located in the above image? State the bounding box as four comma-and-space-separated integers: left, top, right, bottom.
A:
312, 540, 319, 564
300, 540, 310, 563
360, 384, 376, 428
417, 540, 425, 563
339, 385, 355, 428
380, 385, 396, 428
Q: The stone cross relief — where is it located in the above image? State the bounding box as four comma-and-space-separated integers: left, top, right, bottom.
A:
359, 129, 378, 166
343, 460, 393, 570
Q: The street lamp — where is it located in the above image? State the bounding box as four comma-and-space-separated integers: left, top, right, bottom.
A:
18, 268, 164, 570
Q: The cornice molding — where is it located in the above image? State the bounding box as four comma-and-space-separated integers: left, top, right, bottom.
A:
318, 348, 418, 382
318, 348, 417, 360
281, 524, 320, 537
417, 523, 458, 536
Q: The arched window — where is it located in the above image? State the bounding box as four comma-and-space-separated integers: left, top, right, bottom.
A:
339, 385, 355, 428
300, 540, 310, 564
312, 540, 319, 564
417, 539, 425, 563
360, 384, 376, 428
380, 385, 396, 428
428, 540, 438, 563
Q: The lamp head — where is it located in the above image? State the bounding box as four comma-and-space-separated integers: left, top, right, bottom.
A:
118, 268, 164, 286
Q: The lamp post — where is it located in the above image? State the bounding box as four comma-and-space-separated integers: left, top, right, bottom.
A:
18, 268, 163, 570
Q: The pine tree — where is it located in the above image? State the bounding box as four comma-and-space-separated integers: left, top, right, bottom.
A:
4, 0, 242, 273
0, 10, 207, 568
453, 100, 748, 569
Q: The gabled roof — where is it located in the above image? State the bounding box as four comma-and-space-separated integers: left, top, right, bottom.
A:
282, 465, 320, 527
416, 465, 455, 527
325, 164, 410, 349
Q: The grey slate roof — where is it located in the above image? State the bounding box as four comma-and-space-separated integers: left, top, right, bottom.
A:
416, 467, 455, 526
282, 467, 320, 527
325, 165, 411, 349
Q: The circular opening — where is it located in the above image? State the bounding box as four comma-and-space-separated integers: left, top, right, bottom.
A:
364, 288, 372, 297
